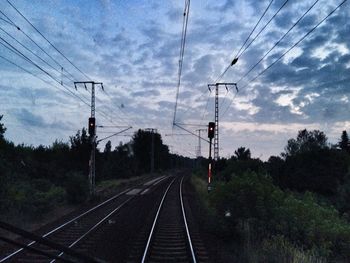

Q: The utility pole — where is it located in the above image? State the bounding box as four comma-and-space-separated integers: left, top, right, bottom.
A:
208, 83, 237, 161
74, 81, 103, 196
195, 129, 207, 157
145, 128, 157, 174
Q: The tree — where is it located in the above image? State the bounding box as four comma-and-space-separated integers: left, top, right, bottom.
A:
69, 128, 91, 174
339, 130, 350, 153
283, 129, 328, 158
0, 115, 6, 140
234, 147, 251, 160
104, 140, 112, 153
280, 130, 349, 195
132, 129, 170, 173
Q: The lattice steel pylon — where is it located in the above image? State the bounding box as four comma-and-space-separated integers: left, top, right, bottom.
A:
208, 82, 237, 161
214, 85, 219, 161
74, 81, 103, 195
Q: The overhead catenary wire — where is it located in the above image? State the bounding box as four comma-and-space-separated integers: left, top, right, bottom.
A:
0, 54, 90, 107
2, 3, 132, 128
0, 53, 124, 128
0, 35, 91, 106
0, 9, 77, 82
172, 0, 190, 125
0, 26, 75, 83
215, 0, 290, 116
242, 0, 348, 89
236, 0, 290, 59
6, 0, 92, 81
237, 0, 321, 85
215, 0, 276, 83
220, 0, 348, 119
0, 40, 121, 127
0, 36, 63, 85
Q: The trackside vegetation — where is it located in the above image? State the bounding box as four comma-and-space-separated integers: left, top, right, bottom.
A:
192, 129, 350, 262
0, 115, 191, 226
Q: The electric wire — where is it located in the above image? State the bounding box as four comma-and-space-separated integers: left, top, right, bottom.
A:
2, 4, 131, 128
237, 0, 290, 59
0, 16, 13, 26
0, 36, 62, 84
6, 0, 92, 81
0, 53, 122, 128
172, 0, 190, 125
0, 54, 90, 107
237, 0, 321, 84
215, 0, 276, 83
243, 0, 348, 87
221, 0, 348, 119
0, 9, 77, 82
0, 35, 91, 107
213, 0, 287, 123
0, 25, 75, 83
0, 38, 121, 127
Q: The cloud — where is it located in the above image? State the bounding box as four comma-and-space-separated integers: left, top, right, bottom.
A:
1, 0, 349, 158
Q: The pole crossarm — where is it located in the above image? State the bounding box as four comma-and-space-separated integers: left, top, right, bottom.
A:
208, 82, 237, 92
74, 81, 104, 90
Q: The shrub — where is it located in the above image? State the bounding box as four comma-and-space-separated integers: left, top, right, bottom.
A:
64, 172, 89, 204
209, 172, 350, 261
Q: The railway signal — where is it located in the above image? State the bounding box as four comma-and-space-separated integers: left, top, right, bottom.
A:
88, 117, 95, 136
207, 122, 215, 192
208, 122, 215, 139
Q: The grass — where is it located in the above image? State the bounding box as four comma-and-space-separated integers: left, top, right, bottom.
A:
96, 176, 144, 191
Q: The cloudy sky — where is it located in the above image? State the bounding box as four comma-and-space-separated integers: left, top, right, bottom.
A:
0, 0, 349, 160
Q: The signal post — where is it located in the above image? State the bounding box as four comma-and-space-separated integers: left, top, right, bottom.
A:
207, 122, 215, 192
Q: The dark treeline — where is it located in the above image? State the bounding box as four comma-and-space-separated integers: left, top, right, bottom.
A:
209, 129, 350, 213
0, 115, 192, 223
195, 129, 350, 262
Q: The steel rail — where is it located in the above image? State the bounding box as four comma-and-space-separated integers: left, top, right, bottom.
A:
180, 176, 197, 263
0, 176, 166, 262
141, 177, 176, 263
50, 196, 135, 263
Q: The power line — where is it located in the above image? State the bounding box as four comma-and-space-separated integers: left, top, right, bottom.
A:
236, 0, 290, 59
242, 0, 347, 89
234, 0, 274, 61
237, 0, 321, 84
0, 9, 77, 81
2, 4, 129, 127
0, 25, 75, 83
6, 0, 91, 81
215, 0, 275, 82
0, 35, 91, 108
0, 42, 120, 127
173, 0, 190, 125
221, 0, 348, 119
0, 54, 91, 107
0, 36, 62, 84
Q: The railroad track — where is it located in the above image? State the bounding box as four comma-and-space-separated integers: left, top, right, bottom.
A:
128, 176, 209, 263
0, 176, 169, 263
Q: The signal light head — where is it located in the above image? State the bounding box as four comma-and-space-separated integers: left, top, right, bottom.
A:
208, 122, 215, 139
88, 117, 96, 136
